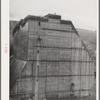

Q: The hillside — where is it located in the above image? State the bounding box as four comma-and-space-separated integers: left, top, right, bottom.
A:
77, 28, 96, 59
77, 28, 96, 46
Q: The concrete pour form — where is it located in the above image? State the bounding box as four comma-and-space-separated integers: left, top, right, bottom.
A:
10, 14, 96, 100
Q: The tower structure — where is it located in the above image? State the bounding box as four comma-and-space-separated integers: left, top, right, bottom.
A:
10, 14, 96, 100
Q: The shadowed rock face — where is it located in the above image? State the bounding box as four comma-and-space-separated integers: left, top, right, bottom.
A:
10, 21, 18, 56
77, 28, 96, 60
10, 57, 27, 89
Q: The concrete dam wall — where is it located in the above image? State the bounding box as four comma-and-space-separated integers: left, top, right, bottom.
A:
10, 14, 96, 100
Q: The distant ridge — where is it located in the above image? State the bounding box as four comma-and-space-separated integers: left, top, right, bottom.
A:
77, 28, 96, 45
77, 28, 96, 59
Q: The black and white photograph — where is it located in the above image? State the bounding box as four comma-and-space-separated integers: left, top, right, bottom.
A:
9, 0, 97, 100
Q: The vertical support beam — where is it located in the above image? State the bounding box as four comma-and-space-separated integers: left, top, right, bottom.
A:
34, 36, 42, 100
70, 31, 73, 97
80, 45, 82, 99
45, 50, 48, 98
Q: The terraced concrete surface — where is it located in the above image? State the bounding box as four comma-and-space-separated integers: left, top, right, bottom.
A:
47, 96, 95, 100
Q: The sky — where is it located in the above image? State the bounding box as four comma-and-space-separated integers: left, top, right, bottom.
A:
10, 0, 97, 31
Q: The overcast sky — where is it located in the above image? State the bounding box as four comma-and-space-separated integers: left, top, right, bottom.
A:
10, 0, 97, 31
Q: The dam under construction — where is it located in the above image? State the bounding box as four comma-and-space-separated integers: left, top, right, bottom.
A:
10, 14, 96, 100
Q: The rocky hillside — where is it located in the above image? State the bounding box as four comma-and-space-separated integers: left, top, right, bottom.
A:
77, 28, 96, 48
77, 28, 96, 59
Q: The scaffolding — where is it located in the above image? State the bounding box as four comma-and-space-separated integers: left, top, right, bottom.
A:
10, 14, 96, 100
